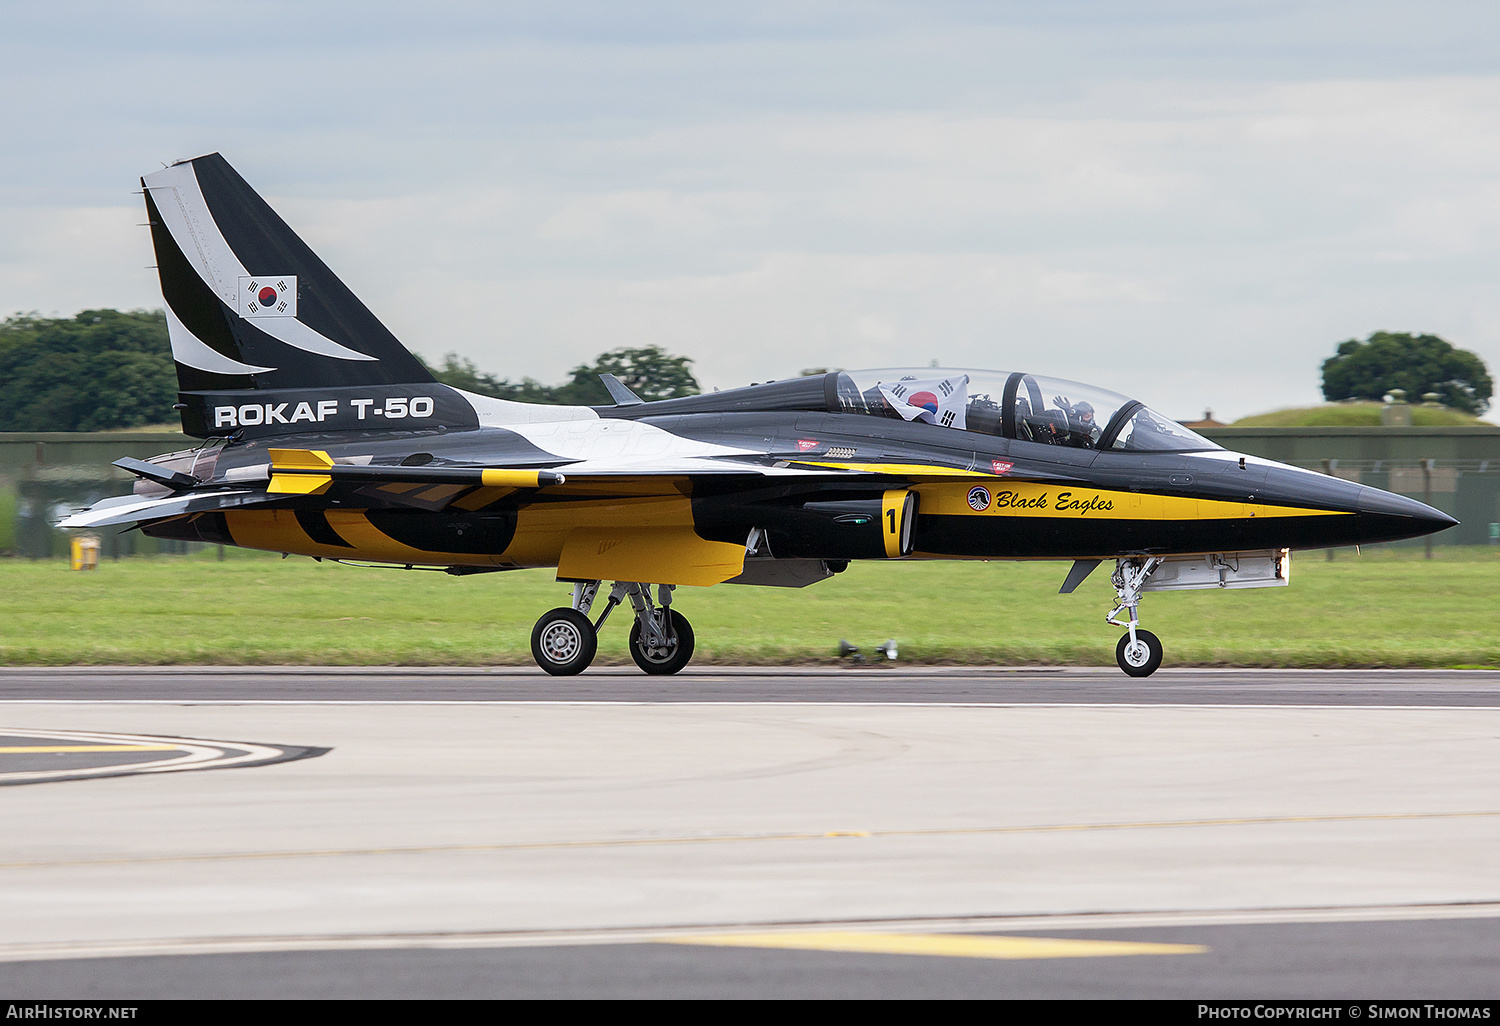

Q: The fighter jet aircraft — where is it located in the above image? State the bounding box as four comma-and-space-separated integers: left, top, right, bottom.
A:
61, 153, 1457, 677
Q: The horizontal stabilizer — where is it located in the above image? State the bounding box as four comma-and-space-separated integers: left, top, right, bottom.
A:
58, 490, 263, 530
112, 457, 199, 491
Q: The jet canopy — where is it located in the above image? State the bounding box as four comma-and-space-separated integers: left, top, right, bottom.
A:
830, 369, 1221, 453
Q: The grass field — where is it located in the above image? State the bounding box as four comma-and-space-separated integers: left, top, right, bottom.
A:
3, 546, 1498, 667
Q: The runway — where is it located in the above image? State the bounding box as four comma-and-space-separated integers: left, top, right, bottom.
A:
0, 667, 1496, 998
7, 665, 1500, 705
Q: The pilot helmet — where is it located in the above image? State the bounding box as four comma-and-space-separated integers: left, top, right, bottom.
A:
1073, 401, 1095, 422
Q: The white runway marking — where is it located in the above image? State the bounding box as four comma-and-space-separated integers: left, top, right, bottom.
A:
0, 727, 322, 785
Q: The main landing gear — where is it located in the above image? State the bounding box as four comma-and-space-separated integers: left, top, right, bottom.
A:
1107, 557, 1164, 677
530, 580, 695, 676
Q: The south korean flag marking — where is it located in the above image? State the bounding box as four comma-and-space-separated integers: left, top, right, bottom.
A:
878, 374, 970, 430
239, 276, 297, 318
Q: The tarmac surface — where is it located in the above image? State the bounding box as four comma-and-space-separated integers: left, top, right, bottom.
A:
0, 666, 1496, 999
6, 664, 1500, 705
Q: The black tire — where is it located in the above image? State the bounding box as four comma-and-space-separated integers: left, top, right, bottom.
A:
1116, 629, 1163, 677
628, 610, 695, 675
531, 608, 597, 676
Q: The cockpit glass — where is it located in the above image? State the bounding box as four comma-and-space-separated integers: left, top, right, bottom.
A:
1007, 374, 1131, 449
1109, 407, 1219, 452
831, 369, 1221, 452
834, 369, 1013, 428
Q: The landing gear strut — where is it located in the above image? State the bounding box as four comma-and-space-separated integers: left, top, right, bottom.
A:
1107, 557, 1164, 677
529, 580, 695, 676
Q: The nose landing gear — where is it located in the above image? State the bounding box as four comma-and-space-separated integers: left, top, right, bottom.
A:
530, 579, 695, 676
1107, 556, 1164, 677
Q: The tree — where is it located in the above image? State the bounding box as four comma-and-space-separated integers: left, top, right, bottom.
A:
1321, 332, 1492, 415
0, 309, 701, 430
561, 346, 699, 404
427, 345, 701, 406
421, 353, 561, 404
0, 310, 177, 431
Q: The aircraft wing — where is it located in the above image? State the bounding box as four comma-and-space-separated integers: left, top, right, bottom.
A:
257, 447, 1018, 506
527, 457, 1002, 481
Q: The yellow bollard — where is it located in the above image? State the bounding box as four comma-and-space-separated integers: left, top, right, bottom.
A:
70, 534, 101, 571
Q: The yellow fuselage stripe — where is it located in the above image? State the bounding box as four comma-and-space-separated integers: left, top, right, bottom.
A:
915, 480, 1344, 521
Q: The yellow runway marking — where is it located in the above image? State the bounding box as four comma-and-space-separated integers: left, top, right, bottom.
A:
0, 745, 180, 754
659, 931, 1207, 960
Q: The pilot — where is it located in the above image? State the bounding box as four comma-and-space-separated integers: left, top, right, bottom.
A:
1068, 401, 1100, 447
1052, 396, 1100, 447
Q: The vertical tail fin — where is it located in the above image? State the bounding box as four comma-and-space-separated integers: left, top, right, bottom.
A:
142, 153, 586, 439
145, 153, 433, 393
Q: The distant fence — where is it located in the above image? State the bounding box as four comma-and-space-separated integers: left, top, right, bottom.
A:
0, 431, 195, 558
1200, 426, 1500, 547
3, 426, 1497, 557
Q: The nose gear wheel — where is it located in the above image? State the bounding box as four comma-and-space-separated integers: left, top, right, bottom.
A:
1115, 628, 1163, 677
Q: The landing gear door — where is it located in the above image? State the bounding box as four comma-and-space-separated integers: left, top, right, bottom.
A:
881, 488, 918, 558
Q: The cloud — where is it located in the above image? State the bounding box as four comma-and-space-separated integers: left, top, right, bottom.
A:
0, 205, 154, 318
7, 4, 1500, 418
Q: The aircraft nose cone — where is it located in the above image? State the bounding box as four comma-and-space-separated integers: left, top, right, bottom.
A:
1356, 486, 1458, 543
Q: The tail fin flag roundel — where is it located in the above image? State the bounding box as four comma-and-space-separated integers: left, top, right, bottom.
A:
142, 153, 463, 436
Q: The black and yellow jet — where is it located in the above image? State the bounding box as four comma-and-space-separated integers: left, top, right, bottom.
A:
62, 154, 1456, 677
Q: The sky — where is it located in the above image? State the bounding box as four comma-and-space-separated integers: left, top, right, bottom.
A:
4, 1, 1500, 421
